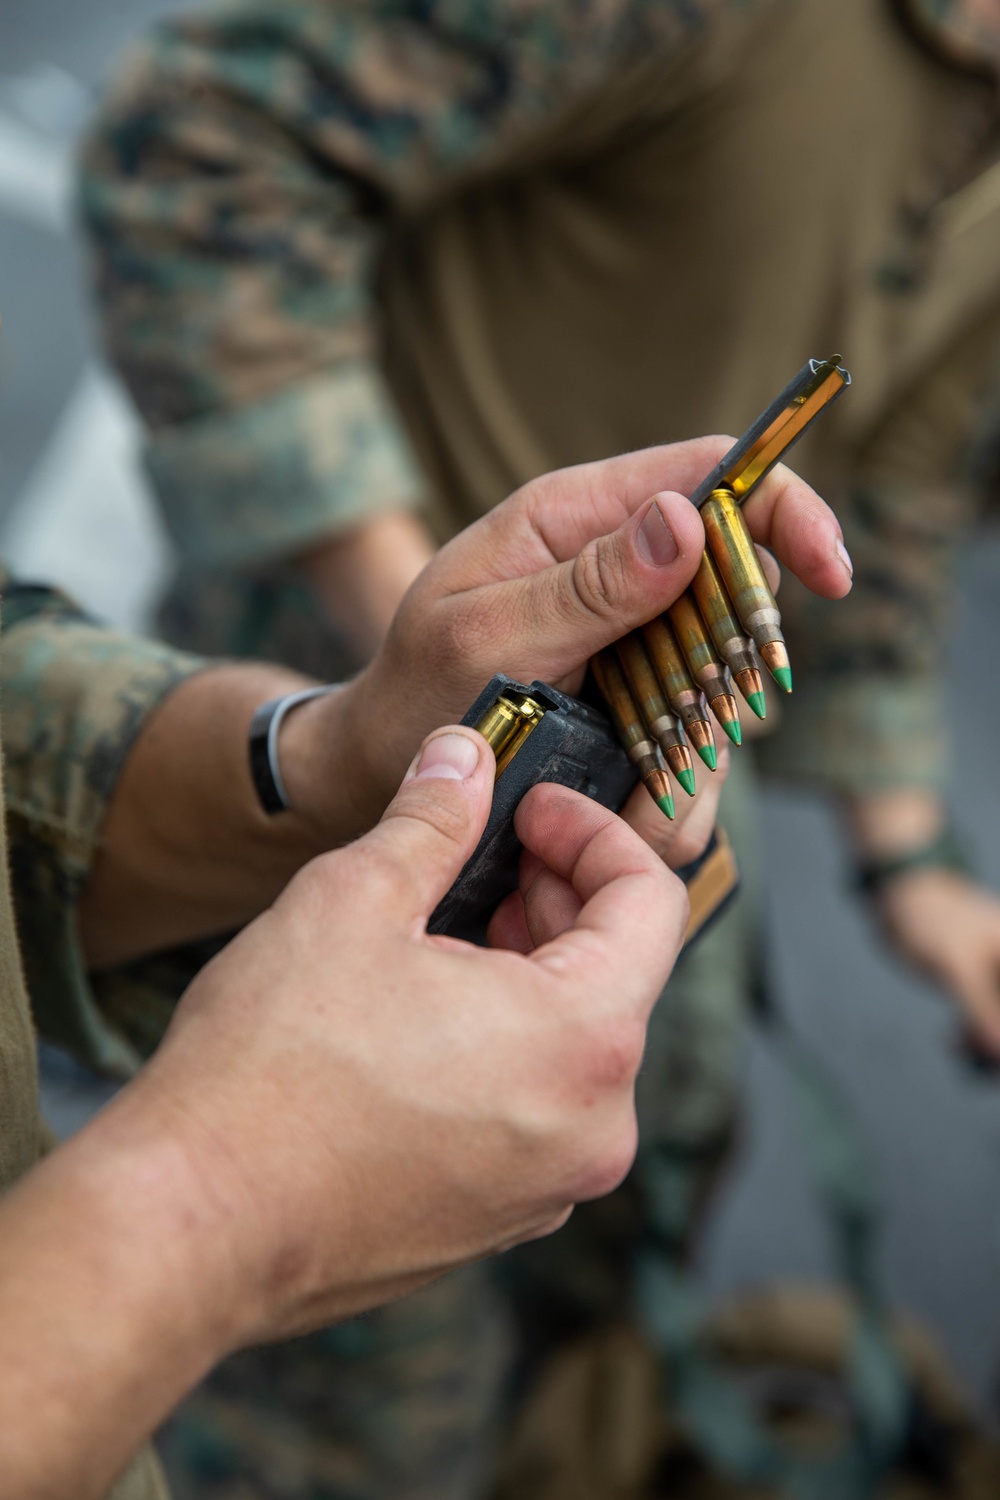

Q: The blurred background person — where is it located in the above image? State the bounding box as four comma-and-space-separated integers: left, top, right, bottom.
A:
78, 0, 1000, 1057
4, 0, 1000, 1494
77, 0, 1000, 1495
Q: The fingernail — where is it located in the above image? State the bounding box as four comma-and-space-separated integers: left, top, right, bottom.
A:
413, 732, 481, 782
836, 539, 854, 579
637, 498, 679, 568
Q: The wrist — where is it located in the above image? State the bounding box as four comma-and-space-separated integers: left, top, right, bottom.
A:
853, 826, 972, 898
86, 1083, 252, 1359
277, 670, 390, 842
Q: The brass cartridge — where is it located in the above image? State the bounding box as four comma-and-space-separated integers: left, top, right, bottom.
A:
475, 692, 545, 778
701, 486, 791, 692
615, 633, 695, 793
640, 616, 718, 770
666, 592, 742, 745
592, 650, 675, 816
689, 551, 766, 719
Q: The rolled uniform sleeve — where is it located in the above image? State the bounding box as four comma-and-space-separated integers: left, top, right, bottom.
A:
143, 365, 422, 568
1, 575, 204, 1077
78, 0, 722, 571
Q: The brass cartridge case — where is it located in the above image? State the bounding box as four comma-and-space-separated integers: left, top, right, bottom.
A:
640, 616, 717, 769
475, 692, 544, 777
689, 551, 766, 717
702, 487, 782, 648
592, 650, 674, 814
702, 486, 791, 691
666, 592, 742, 744
616, 633, 693, 784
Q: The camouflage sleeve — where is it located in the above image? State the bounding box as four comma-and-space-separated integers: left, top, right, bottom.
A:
760, 318, 1000, 798
1, 573, 205, 1077
78, 0, 705, 569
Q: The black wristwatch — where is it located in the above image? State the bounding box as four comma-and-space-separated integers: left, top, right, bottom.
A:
853, 825, 971, 897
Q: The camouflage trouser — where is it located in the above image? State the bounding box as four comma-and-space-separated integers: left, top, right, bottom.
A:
151, 576, 759, 1500
159, 1264, 516, 1500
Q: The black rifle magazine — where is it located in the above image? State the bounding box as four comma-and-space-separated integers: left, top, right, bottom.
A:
428, 673, 739, 949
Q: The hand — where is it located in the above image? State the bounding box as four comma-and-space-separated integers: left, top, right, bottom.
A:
81, 441, 840, 970
490, 741, 732, 958
0, 724, 685, 1496
289, 439, 851, 844
847, 788, 1000, 1060
876, 870, 1000, 1061
127, 724, 685, 1343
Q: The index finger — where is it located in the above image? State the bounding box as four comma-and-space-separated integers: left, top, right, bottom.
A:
513, 784, 687, 1016
742, 460, 853, 600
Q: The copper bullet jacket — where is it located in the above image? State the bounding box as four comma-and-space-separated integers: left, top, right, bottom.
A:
684, 718, 717, 758
702, 487, 784, 649
759, 639, 792, 679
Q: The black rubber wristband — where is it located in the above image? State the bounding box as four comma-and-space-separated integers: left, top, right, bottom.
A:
248, 685, 339, 815
853, 826, 972, 897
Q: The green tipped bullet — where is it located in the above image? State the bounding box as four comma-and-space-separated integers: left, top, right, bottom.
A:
746, 690, 767, 720
723, 718, 742, 746
697, 742, 718, 771
657, 793, 676, 820
770, 665, 793, 694
676, 767, 697, 798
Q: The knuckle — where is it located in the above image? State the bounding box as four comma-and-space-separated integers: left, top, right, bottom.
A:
578, 1013, 646, 1093
420, 608, 466, 677
571, 540, 624, 621
421, 600, 495, 682
345, 840, 411, 906
404, 779, 476, 848
292, 849, 348, 906
574, 1113, 639, 1201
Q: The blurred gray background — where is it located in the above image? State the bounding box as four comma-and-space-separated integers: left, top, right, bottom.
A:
3, 0, 1000, 1426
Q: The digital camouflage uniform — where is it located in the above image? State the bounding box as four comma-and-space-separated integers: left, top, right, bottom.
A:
0, 571, 206, 1500
78, 0, 1000, 1494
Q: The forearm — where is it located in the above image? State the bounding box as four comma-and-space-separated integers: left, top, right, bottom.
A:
298, 510, 437, 663
844, 786, 945, 858
79, 663, 369, 970
0, 1086, 241, 1499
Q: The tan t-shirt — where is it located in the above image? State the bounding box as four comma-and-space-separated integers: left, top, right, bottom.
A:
381, 0, 1000, 793
382, 0, 1000, 530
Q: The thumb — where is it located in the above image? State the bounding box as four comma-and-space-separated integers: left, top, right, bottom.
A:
358, 727, 495, 923
479, 492, 705, 671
